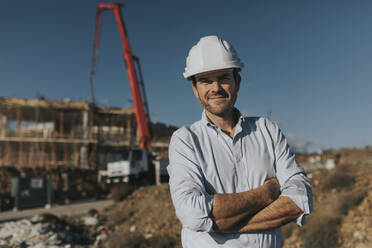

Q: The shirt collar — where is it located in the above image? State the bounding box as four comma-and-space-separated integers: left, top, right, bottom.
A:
201, 109, 246, 133
201, 110, 215, 128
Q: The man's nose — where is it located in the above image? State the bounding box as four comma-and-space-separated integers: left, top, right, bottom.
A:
210, 81, 222, 91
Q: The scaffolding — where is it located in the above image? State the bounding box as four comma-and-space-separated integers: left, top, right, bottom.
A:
0, 97, 140, 169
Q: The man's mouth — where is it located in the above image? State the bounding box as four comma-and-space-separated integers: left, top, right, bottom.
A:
208, 93, 228, 100
209, 96, 225, 99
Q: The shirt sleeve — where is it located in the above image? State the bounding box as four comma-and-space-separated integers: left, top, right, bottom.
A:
167, 128, 214, 232
266, 120, 313, 226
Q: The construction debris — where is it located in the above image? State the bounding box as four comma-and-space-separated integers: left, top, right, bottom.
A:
0, 213, 96, 247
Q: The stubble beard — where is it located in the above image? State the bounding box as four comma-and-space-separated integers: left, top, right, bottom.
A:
200, 90, 238, 118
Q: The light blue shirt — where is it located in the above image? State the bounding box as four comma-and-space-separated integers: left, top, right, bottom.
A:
167, 111, 313, 248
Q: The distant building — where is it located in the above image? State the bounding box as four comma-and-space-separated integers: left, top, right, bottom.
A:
0, 97, 173, 169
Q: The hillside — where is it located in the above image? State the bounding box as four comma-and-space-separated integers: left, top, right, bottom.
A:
98, 147, 372, 247
284, 161, 371, 247
100, 184, 182, 248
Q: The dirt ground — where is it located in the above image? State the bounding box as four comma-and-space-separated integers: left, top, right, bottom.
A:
99, 147, 372, 248
99, 183, 182, 248
284, 148, 372, 248
0, 199, 113, 223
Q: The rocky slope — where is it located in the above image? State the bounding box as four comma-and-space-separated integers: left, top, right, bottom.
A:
284, 148, 372, 248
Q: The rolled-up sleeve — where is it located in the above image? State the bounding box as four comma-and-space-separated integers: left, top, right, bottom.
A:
167, 128, 214, 232
266, 120, 313, 226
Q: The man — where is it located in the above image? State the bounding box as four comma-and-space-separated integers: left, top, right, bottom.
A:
168, 35, 312, 247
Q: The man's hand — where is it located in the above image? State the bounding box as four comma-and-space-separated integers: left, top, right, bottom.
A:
263, 178, 281, 204
212, 177, 302, 233
238, 196, 304, 233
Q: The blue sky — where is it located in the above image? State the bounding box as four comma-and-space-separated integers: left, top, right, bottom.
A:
1, 0, 371, 151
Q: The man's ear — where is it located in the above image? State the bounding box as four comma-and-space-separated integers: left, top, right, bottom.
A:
191, 83, 200, 100
235, 73, 241, 92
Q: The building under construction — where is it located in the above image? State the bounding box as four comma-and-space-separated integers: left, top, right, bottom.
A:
0, 97, 170, 170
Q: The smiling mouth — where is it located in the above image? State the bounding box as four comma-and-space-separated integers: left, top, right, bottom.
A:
208, 94, 228, 100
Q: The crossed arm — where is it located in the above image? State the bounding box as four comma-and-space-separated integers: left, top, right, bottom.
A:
211, 178, 303, 233
169, 124, 311, 234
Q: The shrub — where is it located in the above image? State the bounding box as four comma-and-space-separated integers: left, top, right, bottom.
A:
105, 208, 132, 227
110, 183, 135, 202
337, 189, 367, 215
106, 231, 177, 248
302, 213, 341, 248
322, 165, 355, 191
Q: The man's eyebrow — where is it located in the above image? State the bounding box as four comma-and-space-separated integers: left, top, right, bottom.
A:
196, 73, 232, 81
196, 77, 210, 81
218, 73, 232, 79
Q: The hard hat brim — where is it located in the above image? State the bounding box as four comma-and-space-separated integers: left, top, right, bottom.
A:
183, 62, 243, 79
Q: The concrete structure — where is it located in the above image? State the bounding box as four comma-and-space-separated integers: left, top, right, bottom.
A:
0, 97, 144, 169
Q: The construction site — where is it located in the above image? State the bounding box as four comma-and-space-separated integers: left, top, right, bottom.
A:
0, 97, 169, 169
0, 2, 177, 208
0, 96, 174, 206
1, 2, 371, 248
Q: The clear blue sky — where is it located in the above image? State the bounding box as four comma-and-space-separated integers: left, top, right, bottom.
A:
1, 0, 371, 151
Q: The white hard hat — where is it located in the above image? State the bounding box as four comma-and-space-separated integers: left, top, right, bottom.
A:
183, 35, 244, 79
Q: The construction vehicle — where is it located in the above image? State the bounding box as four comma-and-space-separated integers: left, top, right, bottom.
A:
90, 3, 166, 187
101, 148, 154, 184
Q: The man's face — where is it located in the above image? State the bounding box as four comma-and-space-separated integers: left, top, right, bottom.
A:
192, 68, 240, 117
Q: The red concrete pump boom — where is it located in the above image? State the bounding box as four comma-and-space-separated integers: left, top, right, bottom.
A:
89, 3, 151, 150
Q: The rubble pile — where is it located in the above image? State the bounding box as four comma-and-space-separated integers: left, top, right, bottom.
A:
0, 211, 107, 248
0, 215, 80, 247
0, 219, 70, 247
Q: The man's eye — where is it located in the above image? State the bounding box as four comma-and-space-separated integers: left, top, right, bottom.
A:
199, 80, 211, 84
220, 77, 231, 82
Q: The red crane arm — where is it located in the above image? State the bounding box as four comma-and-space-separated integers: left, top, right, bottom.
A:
91, 3, 151, 149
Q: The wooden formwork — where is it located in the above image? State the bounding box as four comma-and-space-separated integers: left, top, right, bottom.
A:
0, 97, 139, 169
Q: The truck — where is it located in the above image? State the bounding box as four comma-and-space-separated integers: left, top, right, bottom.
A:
98, 148, 154, 184
98, 148, 168, 185
90, 3, 168, 188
